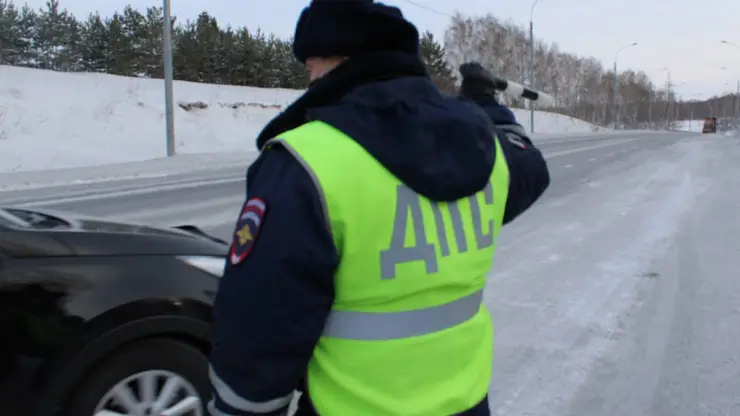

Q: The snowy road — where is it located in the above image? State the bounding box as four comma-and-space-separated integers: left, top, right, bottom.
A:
1, 132, 680, 240
2, 131, 740, 415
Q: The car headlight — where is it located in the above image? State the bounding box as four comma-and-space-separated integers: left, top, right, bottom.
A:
177, 255, 226, 277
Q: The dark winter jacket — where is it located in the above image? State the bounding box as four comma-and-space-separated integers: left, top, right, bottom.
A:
209, 50, 549, 416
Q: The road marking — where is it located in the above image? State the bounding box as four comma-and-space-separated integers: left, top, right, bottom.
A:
2, 173, 235, 200
10, 176, 244, 207
8, 137, 648, 207
544, 138, 642, 158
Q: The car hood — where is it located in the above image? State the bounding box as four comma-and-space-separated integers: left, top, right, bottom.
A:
0, 207, 228, 257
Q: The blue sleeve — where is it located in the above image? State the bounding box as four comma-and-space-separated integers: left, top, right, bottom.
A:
488, 103, 518, 125
495, 125, 550, 225
209, 144, 339, 415
458, 94, 550, 224
460, 93, 519, 126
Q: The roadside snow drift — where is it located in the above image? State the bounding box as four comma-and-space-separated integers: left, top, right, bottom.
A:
675, 120, 703, 133
0, 65, 606, 173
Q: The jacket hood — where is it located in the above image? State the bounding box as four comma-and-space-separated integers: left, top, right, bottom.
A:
311, 76, 496, 201
255, 51, 496, 202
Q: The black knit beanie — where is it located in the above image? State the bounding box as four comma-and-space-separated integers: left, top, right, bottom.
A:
292, 0, 420, 63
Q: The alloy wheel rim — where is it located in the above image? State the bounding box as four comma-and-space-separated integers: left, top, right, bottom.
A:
93, 369, 202, 416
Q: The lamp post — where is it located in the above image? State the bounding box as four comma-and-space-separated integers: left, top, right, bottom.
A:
649, 67, 670, 129
719, 41, 740, 129
528, 0, 539, 133
612, 42, 638, 129
163, 0, 175, 156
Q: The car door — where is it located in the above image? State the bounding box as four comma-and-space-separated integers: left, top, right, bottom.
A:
0, 231, 37, 416
0, 227, 83, 416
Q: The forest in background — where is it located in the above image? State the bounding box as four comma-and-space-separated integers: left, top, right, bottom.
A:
1, 0, 738, 128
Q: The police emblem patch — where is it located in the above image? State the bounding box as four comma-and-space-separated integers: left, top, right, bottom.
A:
229, 197, 267, 265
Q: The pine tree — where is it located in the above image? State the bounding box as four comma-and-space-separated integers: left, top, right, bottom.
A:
12, 5, 38, 66
104, 12, 134, 75
228, 28, 262, 86
79, 12, 108, 73
0, 1, 21, 65
419, 30, 453, 79
172, 21, 200, 81
55, 14, 83, 71
193, 12, 223, 84
253, 30, 282, 88
140, 6, 165, 78
35, 0, 75, 70
120, 5, 147, 75
276, 38, 308, 89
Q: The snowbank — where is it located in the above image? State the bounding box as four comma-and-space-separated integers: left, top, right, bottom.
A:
0, 65, 606, 174
675, 119, 740, 136
675, 120, 704, 133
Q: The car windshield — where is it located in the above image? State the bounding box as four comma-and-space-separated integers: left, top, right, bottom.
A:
0, 208, 69, 229
0, 208, 32, 228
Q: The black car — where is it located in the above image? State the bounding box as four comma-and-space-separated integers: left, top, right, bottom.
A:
0, 207, 227, 416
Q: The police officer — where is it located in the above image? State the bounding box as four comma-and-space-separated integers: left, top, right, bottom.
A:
209, 1, 550, 415
456, 61, 549, 219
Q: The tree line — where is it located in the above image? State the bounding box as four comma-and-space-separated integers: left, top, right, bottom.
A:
0, 0, 452, 89
444, 13, 739, 129
0, 0, 737, 128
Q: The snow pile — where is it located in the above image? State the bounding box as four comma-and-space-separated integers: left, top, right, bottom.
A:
675, 119, 740, 136
0, 65, 605, 174
510, 109, 606, 135
675, 120, 704, 133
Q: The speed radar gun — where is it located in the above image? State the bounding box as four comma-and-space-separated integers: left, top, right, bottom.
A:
458, 62, 555, 107
490, 76, 556, 107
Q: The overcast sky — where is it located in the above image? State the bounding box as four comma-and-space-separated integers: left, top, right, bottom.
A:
19, 0, 740, 98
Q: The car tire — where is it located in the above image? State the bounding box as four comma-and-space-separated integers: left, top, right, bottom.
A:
63, 338, 209, 416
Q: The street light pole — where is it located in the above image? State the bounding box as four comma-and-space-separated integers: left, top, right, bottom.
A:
647, 85, 652, 128
529, 0, 539, 133
612, 60, 617, 128
720, 41, 740, 129
163, 0, 176, 157
612, 42, 638, 129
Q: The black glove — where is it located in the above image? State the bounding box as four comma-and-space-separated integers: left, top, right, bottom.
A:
459, 61, 497, 100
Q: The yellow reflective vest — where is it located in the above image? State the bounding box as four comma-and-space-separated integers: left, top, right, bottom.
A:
271, 120, 510, 415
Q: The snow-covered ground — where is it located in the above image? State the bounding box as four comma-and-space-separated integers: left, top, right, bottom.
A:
675, 119, 737, 137
674, 120, 704, 133
488, 134, 740, 416
0, 65, 607, 174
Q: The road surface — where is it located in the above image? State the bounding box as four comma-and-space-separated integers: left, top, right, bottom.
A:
2, 131, 739, 416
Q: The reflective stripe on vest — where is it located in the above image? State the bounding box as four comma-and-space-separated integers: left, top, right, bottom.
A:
322, 289, 483, 340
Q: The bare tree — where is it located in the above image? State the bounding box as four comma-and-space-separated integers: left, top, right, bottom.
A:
443, 13, 697, 128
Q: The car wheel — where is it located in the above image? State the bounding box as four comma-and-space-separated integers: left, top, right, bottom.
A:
64, 338, 209, 416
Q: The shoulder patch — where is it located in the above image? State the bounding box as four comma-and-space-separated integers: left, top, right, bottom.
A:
229, 197, 267, 265
506, 132, 527, 149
